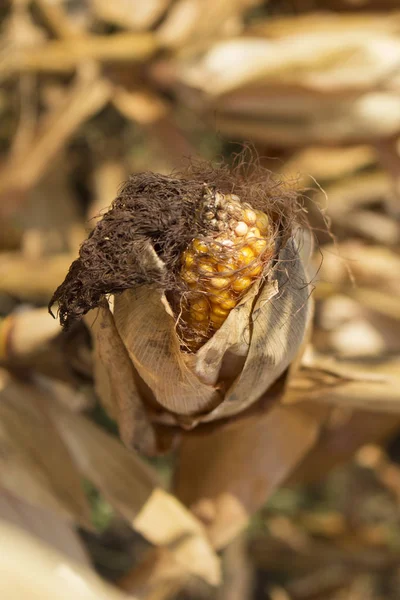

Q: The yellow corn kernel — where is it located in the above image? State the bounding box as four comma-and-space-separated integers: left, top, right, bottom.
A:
247, 227, 261, 239
243, 262, 263, 277
237, 246, 255, 266
209, 289, 232, 305
211, 305, 230, 318
243, 208, 256, 226
250, 238, 268, 254
220, 298, 237, 310
210, 293, 237, 311
255, 212, 269, 234
198, 261, 215, 275
209, 276, 231, 289
232, 276, 252, 292
182, 270, 197, 285
192, 239, 209, 254
182, 250, 195, 268
217, 258, 237, 274
191, 296, 209, 313
191, 309, 208, 322
210, 313, 226, 328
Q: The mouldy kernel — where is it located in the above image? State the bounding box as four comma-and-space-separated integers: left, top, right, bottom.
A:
180, 187, 273, 349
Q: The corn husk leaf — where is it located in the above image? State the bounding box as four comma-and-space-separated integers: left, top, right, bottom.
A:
112, 238, 311, 424
180, 31, 400, 96
113, 286, 222, 416
86, 304, 157, 453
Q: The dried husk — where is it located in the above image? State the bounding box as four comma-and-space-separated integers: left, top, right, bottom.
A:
110, 236, 311, 427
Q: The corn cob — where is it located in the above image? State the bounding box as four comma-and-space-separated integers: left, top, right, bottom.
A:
180, 187, 273, 348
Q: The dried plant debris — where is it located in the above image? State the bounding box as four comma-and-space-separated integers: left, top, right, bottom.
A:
50, 156, 305, 351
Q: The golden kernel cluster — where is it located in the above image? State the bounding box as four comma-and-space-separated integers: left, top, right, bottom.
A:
180, 191, 273, 345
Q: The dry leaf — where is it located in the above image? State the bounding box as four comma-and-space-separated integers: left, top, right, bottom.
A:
0, 377, 92, 528
0, 489, 91, 565
0, 520, 133, 600
92, 0, 170, 31
285, 354, 400, 414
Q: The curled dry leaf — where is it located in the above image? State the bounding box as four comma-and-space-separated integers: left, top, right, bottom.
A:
50, 157, 312, 444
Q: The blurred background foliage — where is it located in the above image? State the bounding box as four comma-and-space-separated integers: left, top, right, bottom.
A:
1, 1, 400, 599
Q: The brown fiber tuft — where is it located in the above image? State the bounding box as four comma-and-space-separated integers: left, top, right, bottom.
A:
50, 152, 305, 329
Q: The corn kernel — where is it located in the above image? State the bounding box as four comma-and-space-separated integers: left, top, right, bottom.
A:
211, 305, 230, 318
243, 262, 263, 277
198, 261, 215, 275
232, 276, 252, 292
247, 227, 261, 239
237, 246, 255, 266
217, 258, 237, 274
220, 298, 237, 310
255, 212, 269, 234
182, 250, 195, 268
192, 239, 209, 254
235, 222, 248, 237
250, 238, 268, 254
243, 209, 256, 225
182, 270, 197, 285
191, 309, 208, 322
209, 290, 234, 307
210, 313, 226, 328
191, 297, 209, 313
209, 276, 231, 289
